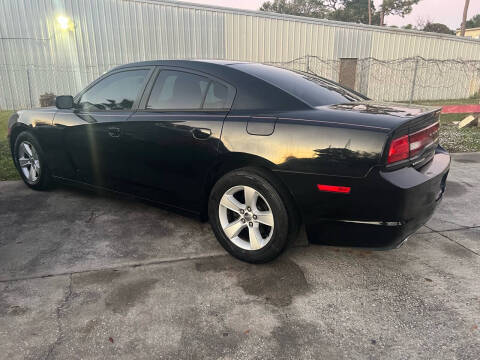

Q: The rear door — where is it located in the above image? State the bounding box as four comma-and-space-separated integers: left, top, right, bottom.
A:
124, 67, 236, 211
53, 67, 153, 187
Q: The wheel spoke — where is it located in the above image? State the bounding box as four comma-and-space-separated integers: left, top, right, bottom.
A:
255, 211, 274, 227
21, 167, 30, 179
248, 226, 262, 250
220, 195, 243, 214
23, 143, 33, 157
223, 219, 246, 239
243, 186, 258, 210
19, 157, 29, 168
29, 166, 36, 180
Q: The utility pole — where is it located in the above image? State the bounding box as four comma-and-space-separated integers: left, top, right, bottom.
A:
460, 0, 470, 36
380, 1, 385, 26
368, 0, 372, 25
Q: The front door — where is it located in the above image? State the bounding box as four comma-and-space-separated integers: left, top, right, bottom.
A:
52, 68, 153, 188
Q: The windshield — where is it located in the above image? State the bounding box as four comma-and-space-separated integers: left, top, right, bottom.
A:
232, 63, 367, 107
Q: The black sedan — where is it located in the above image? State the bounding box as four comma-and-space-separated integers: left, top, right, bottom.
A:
7, 60, 450, 263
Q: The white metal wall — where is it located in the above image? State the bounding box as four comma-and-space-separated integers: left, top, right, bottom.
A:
1, 0, 480, 109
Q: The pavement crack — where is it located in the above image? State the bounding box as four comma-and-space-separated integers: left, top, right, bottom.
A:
44, 274, 73, 360
0, 252, 228, 283
425, 225, 480, 257
434, 225, 480, 232
426, 218, 473, 232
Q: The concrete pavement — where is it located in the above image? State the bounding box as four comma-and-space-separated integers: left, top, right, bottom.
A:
0, 153, 479, 359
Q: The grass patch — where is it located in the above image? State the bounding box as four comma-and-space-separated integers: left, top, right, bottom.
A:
0, 111, 20, 181
414, 98, 480, 106
413, 100, 480, 153
438, 113, 480, 153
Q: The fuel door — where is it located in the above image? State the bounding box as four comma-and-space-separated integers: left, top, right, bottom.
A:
246, 116, 277, 136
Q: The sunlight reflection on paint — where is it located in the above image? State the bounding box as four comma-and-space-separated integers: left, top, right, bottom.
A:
221, 119, 386, 177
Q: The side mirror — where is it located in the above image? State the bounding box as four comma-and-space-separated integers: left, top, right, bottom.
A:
55, 95, 74, 109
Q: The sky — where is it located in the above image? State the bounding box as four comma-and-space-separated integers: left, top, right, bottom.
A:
182, 0, 480, 30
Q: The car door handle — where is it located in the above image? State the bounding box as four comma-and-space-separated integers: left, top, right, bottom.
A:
108, 127, 121, 138
191, 128, 212, 140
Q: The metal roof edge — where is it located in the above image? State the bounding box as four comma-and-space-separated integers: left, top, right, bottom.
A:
124, 0, 480, 45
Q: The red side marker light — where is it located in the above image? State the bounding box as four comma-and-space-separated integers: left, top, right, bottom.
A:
317, 184, 351, 194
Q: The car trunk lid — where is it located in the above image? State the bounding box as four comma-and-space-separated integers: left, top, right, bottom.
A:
317, 101, 441, 169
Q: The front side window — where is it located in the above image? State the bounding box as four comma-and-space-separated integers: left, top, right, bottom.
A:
78, 69, 149, 111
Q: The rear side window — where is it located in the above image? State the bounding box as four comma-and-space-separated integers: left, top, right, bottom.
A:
232, 63, 366, 106
78, 69, 149, 111
146, 70, 231, 110
147, 71, 209, 110
204, 82, 229, 109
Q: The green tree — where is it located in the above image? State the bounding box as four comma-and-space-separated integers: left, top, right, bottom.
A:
260, 0, 330, 18
379, 0, 421, 26
324, 0, 343, 10
328, 0, 380, 24
466, 14, 480, 28
422, 22, 454, 34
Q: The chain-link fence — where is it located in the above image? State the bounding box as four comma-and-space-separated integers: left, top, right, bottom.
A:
0, 64, 119, 110
267, 55, 480, 104
2, 56, 480, 109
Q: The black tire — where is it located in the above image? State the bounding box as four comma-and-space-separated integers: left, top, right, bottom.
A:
13, 131, 53, 190
208, 168, 295, 263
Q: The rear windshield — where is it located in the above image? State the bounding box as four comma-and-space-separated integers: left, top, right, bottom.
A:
232, 63, 366, 107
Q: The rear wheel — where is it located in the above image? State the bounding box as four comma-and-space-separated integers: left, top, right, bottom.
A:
208, 168, 293, 263
13, 131, 52, 190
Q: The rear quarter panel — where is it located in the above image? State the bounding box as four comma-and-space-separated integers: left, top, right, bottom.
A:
220, 115, 388, 178
219, 114, 390, 224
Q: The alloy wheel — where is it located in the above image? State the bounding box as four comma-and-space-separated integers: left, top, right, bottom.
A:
218, 185, 274, 251
18, 141, 41, 184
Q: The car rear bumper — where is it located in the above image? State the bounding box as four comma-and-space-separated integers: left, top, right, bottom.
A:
278, 146, 450, 249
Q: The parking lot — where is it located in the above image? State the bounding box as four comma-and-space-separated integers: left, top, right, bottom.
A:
0, 152, 479, 359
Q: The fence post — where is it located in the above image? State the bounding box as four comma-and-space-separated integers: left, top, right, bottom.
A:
26, 66, 34, 108
306, 55, 310, 73
409, 58, 419, 104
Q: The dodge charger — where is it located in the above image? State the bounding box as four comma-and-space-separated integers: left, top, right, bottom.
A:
7, 60, 450, 263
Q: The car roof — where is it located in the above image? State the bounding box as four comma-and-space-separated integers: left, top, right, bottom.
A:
110, 60, 311, 111
111, 60, 364, 111
112, 59, 248, 71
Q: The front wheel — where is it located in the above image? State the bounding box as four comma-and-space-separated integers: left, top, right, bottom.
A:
208, 168, 293, 263
13, 131, 53, 190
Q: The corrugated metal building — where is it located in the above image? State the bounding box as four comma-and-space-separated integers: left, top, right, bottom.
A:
1, 0, 480, 109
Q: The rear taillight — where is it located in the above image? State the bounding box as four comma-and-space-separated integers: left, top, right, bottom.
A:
387, 135, 409, 164
409, 122, 439, 158
387, 122, 439, 164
